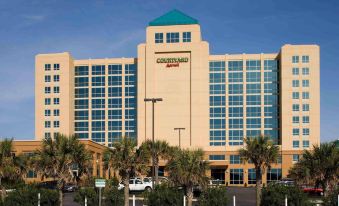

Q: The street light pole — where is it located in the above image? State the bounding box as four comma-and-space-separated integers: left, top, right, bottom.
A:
144, 98, 163, 189
174, 128, 185, 148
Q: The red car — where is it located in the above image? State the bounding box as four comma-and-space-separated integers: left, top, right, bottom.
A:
302, 186, 323, 196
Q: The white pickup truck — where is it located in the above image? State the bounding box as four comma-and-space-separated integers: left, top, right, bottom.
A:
118, 178, 152, 192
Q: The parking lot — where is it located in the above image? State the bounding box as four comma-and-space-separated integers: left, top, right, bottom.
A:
64, 186, 256, 206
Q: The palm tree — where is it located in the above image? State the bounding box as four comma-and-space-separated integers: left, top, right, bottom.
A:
103, 137, 150, 206
0, 138, 28, 201
33, 134, 92, 206
289, 142, 339, 197
238, 135, 279, 206
166, 148, 209, 206
140, 140, 170, 185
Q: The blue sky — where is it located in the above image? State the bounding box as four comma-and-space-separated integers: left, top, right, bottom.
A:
0, 0, 338, 142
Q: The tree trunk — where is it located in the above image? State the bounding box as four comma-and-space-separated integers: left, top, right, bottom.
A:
123, 178, 129, 206
255, 168, 262, 206
155, 158, 159, 185
0, 177, 4, 202
59, 189, 63, 206
186, 186, 194, 206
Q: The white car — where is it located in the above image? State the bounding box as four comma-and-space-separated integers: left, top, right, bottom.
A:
118, 178, 152, 192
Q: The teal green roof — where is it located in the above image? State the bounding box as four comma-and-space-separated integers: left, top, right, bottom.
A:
149, 9, 198, 26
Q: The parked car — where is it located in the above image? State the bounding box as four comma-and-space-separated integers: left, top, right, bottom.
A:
118, 178, 152, 192
63, 183, 78, 192
37, 180, 58, 190
143, 176, 169, 184
277, 178, 295, 186
302, 186, 323, 196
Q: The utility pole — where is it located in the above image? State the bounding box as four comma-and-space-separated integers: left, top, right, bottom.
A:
174, 128, 185, 148
144, 98, 163, 189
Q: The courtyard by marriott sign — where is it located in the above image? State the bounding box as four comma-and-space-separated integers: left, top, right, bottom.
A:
156, 57, 189, 68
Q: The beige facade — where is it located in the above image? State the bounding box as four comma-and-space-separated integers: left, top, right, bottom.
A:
32, 10, 320, 185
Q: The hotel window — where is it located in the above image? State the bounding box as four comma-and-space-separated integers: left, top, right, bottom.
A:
228, 61, 243, 71
246, 95, 261, 106
108, 64, 122, 75
302, 80, 309, 87
228, 96, 243, 106
45, 109, 51, 116
264, 118, 277, 129
92, 121, 105, 131
155, 33, 163, 43
229, 130, 243, 146
54, 121, 59, 128
53, 86, 59, 93
45, 64, 51, 71
75, 122, 89, 132
108, 121, 122, 130
302, 116, 309, 124
303, 140, 310, 148
45, 75, 51, 82
54, 64, 60, 70
92, 99, 105, 109
302, 92, 309, 99
75, 111, 88, 120
267, 169, 282, 183
246, 60, 261, 71
292, 56, 299, 63
44, 132, 51, 139
53, 98, 59, 105
293, 128, 299, 136
246, 84, 261, 94
293, 140, 299, 148
108, 132, 122, 144
302, 104, 310, 111
302, 67, 309, 75
108, 98, 122, 109
75, 99, 89, 109
45, 121, 51, 128
229, 84, 243, 94
293, 154, 299, 162
92, 65, 105, 75
209, 155, 225, 160
230, 169, 243, 184
292, 67, 299, 75
75, 88, 89, 98
292, 116, 299, 124
108, 110, 122, 120
229, 119, 243, 129
246, 72, 261, 82
45, 98, 51, 105
92, 88, 105, 98
302, 55, 309, 63
183, 32, 191, 42
292, 92, 299, 99
77, 133, 89, 139
292, 80, 299, 87
54, 109, 60, 116
45, 87, 51, 94
108, 87, 122, 97
92, 76, 105, 86
247, 118, 261, 128
292, 104, 299, 111
264, 95, 278, 106
108, 76, 122, 86
264, 71, 278, 82
210, 119, 226, 129
228, 72, 243, 82
27, 170, 37, 178
248, 169, 256, 184
166, 32, 179, 43
92, 110, 105, 120
303, 128, 310, 136
54, 75, 60, 82
230, 155, 241, 164
228, 107, 243, 117
92, 132, 105, 143
75, 66, 89, 76
75, 77, 89, 87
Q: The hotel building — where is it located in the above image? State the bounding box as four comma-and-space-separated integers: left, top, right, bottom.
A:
28, 10, 320, 185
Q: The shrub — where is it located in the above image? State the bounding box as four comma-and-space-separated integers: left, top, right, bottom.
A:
74, 187, 98, 206
199, 187, 228, 206
322, 188, 339, 206
144, 184, 184, 206
261, 183, 311, 206
103, 177, 124, 206
3, 184, 59, 206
